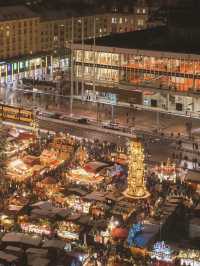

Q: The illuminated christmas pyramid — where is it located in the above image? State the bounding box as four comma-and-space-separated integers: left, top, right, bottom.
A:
123, 138, 149, 199
75, 145, 89, 167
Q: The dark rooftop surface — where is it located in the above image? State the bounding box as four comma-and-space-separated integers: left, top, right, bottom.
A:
0, 5, 38, 21
83, 26, 200, 54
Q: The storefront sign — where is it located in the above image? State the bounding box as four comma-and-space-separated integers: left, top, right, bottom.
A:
57, 231, 79, 240
0, 104, 33, 123
21, 223, 51, 236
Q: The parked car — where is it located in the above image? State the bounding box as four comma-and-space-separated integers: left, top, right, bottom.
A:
77, 118, 89, 124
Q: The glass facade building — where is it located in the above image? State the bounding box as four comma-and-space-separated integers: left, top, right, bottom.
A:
70, 43, 200, 116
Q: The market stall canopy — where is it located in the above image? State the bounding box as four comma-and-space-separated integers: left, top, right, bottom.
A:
83, 191, 107, 202
26, 248, 48, 257
187, 170, 200, 184
17, 132, 35, 140
67, 187, 88, 196
111, 227, 128, 239
65, 213, 81, 222
5, 245, 24, 255
41, 176, 58, 185
2, 232, 42, 247
0, 250, 18, 263
84, 161, 109, 173
31, 206, 70, 219
29, 257, 50, 266
31, 208, 56, 219
106, 192, 124, 202
42, 239, 66, 250
77, 214, 92, 226
30, 201, 52, 209
23, 155, 40, 166
8, 205, 25, 213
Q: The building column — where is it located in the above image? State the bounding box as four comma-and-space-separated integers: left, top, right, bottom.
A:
81, 17, 85, 101
166, 92, 170, 111
70, 17, 74, 116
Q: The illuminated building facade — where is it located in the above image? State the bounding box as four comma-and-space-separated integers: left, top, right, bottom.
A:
0, 53, 70, 86
0, 6, 40, 60
0, 3, 151, 59
68, 27, 200, 116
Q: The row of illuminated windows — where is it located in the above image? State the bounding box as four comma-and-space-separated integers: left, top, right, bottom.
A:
111, 17, 134, 24
0, 19, 39, 31
0, 58, 43, 74
136, 8, 147, 14
75, 51, 200, 76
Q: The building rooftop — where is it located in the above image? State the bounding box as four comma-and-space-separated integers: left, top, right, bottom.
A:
0, 5, 38, 21
83, 26, 200, 54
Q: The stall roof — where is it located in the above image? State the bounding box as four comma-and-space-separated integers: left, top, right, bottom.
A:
187, 170, 200, 184
2, 233, 42, 247
84, 191, 107, 202
29, 257, 50, 266
84, 161, 110, 173
26, 248, 48, 256
8, 205, 24, 212
0, 250, 18, 263
31, 209, 56, 219
105, 192, 124, 202
31, 206, 70, 219
31, 201, 52, 209
67, 187, 88, 196
42, 239, 65, 250
5, 246, 23, 253
66, 213, 81, 222
77, 214, 92, 226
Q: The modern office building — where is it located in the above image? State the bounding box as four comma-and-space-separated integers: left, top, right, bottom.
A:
67, 26, 200, 116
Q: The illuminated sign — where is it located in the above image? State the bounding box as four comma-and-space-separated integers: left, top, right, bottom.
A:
0, 104, 33, 123
21, 223, 51, 236
151, 241, 173, 262
57, 231, 79, 240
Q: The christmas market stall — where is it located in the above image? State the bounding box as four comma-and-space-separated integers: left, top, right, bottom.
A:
177, 249, 200, 266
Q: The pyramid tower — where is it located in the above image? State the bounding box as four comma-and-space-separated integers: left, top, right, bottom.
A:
123, 139, 149, 199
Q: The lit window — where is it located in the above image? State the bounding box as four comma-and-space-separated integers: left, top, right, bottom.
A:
119, 18, 123, 24
138, 19, 144, 26
112, 18, 117, 24
143, 9, 146, 14
137, 9, 140, 14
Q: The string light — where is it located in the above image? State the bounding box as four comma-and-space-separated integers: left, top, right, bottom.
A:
124, 138, 149, 199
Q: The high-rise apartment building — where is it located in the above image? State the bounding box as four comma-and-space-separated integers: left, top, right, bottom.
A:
0, 6, 40, 60
0, 2, 153, 60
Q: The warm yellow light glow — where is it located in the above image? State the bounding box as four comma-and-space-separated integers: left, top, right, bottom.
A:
124, 139, 149, 199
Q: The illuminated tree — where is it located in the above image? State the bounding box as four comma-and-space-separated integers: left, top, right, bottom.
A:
124, 139, 149, 199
